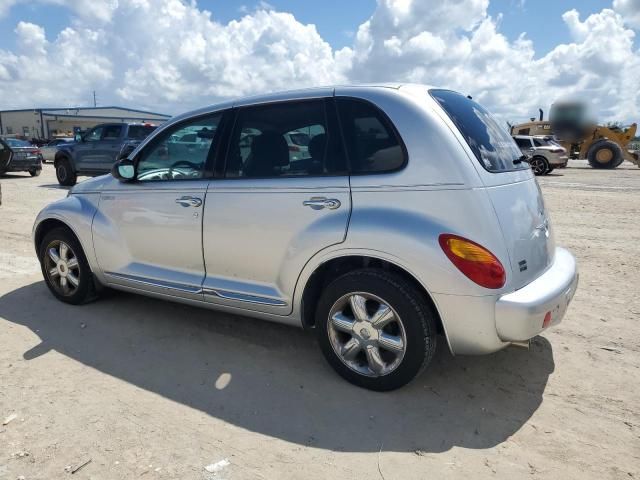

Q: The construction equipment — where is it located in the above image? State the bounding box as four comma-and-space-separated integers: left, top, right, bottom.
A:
511, 102, 639, 169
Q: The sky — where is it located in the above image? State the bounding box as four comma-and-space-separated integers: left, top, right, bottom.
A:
0, 0, 638, 124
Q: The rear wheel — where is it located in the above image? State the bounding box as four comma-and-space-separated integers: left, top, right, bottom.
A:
316, 269, 437, 391
56, 157, 77, 186
587, 140, 623, 169
29, 168, 41, 177
530, 156, 549, 175
39, 227, 95, 305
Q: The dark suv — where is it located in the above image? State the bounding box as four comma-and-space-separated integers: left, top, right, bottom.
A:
55, 123, 158, 186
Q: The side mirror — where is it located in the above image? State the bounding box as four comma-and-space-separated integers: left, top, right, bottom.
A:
74, 133, 83, 142
111, 158, 136, 181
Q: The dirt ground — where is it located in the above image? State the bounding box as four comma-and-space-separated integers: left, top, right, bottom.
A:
1, 161, 639, 480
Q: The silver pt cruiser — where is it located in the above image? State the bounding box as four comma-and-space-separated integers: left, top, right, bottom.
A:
33, 84, 578, 391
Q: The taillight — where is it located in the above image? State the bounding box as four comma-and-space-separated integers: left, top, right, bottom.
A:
438, 234, 506, 289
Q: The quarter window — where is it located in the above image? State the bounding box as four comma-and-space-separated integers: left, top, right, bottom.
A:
136, 114, 221, 182
226, 99, 346, 178
515, 138, 532, 149
336, 98, 405, 173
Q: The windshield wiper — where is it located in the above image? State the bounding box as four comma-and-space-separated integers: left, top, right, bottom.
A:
512, 155, 528, 165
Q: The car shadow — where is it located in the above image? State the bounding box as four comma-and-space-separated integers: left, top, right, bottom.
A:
37, 184, 71, 190
0, 282, 554, 453
0, 173, 33, 179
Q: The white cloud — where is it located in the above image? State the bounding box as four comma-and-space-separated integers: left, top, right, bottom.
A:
0, 0, 638, 126
613, 0, 640, 28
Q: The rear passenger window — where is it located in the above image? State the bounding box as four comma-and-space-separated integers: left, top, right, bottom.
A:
102, 125, 122, 140
336, 98, 405, 173
225, 99, 346, 178
515, 138, 531, 149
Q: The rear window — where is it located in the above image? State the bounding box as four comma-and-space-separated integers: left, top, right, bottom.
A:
430, 89, 528, 172
127, 125, 157, 140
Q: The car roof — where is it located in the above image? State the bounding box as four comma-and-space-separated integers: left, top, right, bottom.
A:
165, 83, 440, 129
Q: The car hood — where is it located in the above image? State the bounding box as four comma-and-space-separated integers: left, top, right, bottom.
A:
70, 174, 118, 194
57, 142, 79, 152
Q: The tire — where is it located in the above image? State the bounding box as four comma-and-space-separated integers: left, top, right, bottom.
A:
587, 140, 623, 169
529, 156, 549, 176
29, 168, 41, 177
38, 227, 96, 305
55, 157, 77, 186
315, 269, 437, 391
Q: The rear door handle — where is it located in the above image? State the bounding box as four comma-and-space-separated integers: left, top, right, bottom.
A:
176, 196, 202, 207
303, 197, 341, 210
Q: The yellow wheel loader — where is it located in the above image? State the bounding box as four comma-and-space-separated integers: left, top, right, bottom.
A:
511, 102, 639, 169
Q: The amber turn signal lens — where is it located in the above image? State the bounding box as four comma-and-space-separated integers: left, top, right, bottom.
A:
439, 234, 506, 289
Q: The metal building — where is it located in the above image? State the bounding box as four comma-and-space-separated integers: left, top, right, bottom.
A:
0, 106, 171, 140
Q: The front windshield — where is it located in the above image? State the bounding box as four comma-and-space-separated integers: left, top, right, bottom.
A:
430, 89, 528, 172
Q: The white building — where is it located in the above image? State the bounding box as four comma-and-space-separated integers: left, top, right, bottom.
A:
0, 106, 171, 139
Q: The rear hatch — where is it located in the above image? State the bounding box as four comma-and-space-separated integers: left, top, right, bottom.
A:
431, 89, 555, 290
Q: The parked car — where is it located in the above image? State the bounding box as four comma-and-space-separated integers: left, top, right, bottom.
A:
0, 138, 42, 177
40, 138, 74, 163
33, 85, 578, 390
54, 123, 158, 186
513, 134, 568, 175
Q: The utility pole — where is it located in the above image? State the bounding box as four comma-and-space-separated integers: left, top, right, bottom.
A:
93, 90, 97, 108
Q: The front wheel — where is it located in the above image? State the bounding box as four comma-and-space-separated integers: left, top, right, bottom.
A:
316, 269, 437, 391
56, 158, 77, 186
39, 227, 96, 305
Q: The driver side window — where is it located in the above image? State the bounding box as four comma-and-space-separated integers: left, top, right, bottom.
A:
136, 114, 221, 182
85, 127, 104, 142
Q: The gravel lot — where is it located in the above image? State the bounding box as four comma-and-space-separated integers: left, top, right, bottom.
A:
1, 161, 639, 479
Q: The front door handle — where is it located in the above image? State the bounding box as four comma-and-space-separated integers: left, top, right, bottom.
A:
303, 197, 341, 210
176, 196, 202, 207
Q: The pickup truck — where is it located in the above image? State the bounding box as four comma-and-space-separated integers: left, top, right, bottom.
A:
54, 122, 158, 186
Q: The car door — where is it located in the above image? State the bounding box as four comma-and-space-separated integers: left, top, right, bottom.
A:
92, 112, 224, 301
202, 97, 351, 315
93, 124, 124, 171
75, 126, 104, 171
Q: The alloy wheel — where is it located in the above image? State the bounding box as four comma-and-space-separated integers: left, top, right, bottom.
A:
327, 292, 407, 377
530, 157, 546, 175
43, 240, 80, 296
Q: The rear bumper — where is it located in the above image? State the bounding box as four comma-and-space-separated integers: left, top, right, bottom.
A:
495, 247, 578, 342
4, 159, 42, 172
549, 155, 568, 167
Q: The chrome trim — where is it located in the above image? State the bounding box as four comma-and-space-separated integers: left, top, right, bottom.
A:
104, 272, 288, 306
203, 288, 288, 306
104, 272, 203, 294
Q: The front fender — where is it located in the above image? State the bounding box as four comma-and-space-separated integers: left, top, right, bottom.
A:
33, 194, 101, 272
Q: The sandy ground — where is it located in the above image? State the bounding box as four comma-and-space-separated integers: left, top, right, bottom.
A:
0, 162, 639, 480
